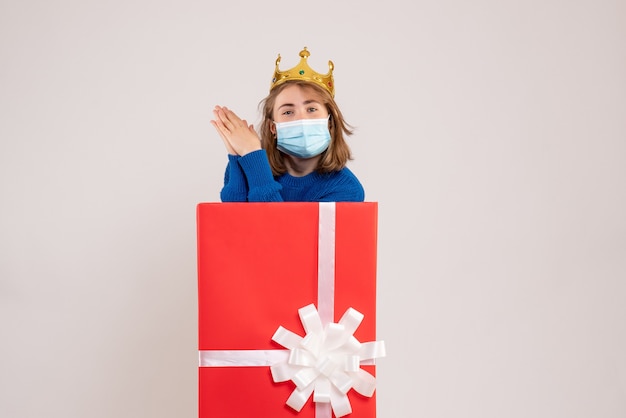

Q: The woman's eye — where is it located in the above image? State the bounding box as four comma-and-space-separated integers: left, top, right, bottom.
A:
282, 110, 293, 116
307, 107, 317, 113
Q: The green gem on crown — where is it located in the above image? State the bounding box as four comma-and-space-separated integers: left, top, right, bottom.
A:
299, 70, 305, 75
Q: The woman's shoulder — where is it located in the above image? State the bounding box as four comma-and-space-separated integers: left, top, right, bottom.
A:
329, 166, 361, 183
322, 166, 364, 201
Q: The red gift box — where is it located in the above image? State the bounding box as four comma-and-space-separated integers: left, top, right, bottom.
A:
197, 202, 381, 418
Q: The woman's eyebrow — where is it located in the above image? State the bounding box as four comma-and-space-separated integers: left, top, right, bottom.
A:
276, 100, 321, 111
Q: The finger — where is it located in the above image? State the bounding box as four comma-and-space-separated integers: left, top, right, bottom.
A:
211, 114, 234, 142
211, 120, 238, 155
210, 119, 229, 142
213, 105, 226, 120
213, 109, 234, 132
217, 108, 239, 131
221, 107, 246, 128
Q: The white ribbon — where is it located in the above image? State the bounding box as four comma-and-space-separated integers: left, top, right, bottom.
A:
199, 350, 289, 367
317, 202, 336, 325
199, 202, 385, 417
270, 304, 386, 417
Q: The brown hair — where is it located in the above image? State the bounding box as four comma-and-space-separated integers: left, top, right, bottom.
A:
258, 80, 354, 176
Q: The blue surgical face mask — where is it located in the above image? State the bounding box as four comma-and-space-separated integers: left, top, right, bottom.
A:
274, 117, 331, 159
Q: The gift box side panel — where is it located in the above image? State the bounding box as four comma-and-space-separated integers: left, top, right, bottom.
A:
334, 203, 379, 418
199, 367, 315, 418
199, 366, 377, 418
197, 203, 321, 350
197, 202, 380, 418
334, 202, 378, 343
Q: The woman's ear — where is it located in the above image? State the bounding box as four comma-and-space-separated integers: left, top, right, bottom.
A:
269, 120, 276, 135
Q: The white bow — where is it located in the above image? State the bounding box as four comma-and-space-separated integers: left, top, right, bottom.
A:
270, 304, 386, 417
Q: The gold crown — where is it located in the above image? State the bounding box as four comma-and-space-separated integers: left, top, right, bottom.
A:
270, 47, 335, 97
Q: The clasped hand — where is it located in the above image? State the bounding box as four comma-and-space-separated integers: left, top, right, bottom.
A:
210, 105, 262, 156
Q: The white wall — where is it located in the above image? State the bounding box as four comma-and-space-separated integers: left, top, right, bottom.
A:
1, 0, 625, 417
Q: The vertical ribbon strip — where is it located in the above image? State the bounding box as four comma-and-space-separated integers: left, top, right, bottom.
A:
317, 201, 336, 326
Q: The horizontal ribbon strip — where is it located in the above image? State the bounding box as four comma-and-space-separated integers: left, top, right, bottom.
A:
199, 350, 289, 367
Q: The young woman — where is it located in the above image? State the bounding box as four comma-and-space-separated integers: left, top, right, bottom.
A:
210, 48, 364, 202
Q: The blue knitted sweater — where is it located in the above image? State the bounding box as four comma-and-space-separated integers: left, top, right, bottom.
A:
220, 150, 364, 202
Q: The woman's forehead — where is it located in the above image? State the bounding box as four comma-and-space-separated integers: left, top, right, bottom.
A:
275, 84, 323, 105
